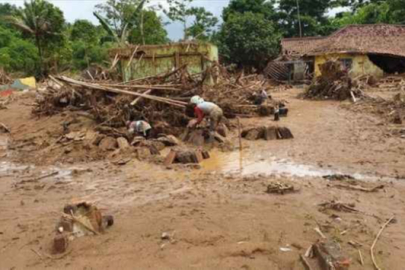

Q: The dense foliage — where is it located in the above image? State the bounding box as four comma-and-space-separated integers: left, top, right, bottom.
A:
0, 0, 404, 76
219, 12, 281, 70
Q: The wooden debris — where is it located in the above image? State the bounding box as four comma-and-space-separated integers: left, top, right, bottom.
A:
305, 245, 314, 258
306, 60, 363, 101
313, 240, 351, 270
0, 122, 10, 133
371, 216, 395, 270
318, 200, 358, 213
358, 249, 364, 266
314, 227, 327, 239
266, 182, 297, 195
300, 254, 315, 270
331, 184, 385, 193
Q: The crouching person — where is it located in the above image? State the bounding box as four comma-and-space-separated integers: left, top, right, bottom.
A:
126, 120, 152, 139
188, 95, 223, 142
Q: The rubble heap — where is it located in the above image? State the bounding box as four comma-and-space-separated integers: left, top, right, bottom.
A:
305, 60, 363, 101
33, 64, 281, 130
347, 92, 405, 125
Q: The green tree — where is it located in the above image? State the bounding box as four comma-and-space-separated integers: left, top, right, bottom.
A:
274, 0, 344, 37
0, 25, 39, 74
0, 3, 18, 28
94, 0, 146, 46
3, 0, 65, 76
69, 20, 110, 70
71, 20, 99, 44
161, 0, 193, 39
222, 0, 276, 22
128, 10, 168, 44
186, 7, 218, 41
219, 12, 281, 70
389, 0, 405, 23
330, 0, 405, 28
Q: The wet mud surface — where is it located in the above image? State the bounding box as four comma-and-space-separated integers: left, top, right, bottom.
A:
1, 88, 405, 269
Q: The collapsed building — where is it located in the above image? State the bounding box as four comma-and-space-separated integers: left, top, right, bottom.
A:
266, 24, 405, 82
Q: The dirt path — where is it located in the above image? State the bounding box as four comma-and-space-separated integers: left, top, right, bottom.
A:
1, 89, 405, 270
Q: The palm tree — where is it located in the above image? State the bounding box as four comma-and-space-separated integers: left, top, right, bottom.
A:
2, 0, 64, 76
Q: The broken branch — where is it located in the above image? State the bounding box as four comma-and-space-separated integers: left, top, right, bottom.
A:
371, 216, 395, 270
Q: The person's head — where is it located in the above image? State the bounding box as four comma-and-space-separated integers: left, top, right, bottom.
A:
190, 95, 204, 106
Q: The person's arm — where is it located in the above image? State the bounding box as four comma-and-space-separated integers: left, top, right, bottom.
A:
194, 107, 204, 124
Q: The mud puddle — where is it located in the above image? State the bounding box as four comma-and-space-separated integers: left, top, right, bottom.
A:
201, 150, 389, 181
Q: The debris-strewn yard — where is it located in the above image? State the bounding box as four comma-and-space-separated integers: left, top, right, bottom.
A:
1, 80, 405, 269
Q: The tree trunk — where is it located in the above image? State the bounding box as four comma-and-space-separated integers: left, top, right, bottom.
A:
140, 11, 145, 45
35, 34, 44, 77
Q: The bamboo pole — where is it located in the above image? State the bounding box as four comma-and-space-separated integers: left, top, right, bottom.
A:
131, 89, 152, 106
56, 76, 186, 108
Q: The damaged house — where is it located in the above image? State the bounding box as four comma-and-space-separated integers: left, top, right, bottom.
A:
109, 42, 218, 82
267, 24, 405, 82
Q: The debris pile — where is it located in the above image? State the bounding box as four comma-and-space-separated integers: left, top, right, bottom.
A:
305, 60, 363, 101
313, 241, 351, 270
345, 92, 405, 125
318, 200, 358, 213
373, 75, 405, 92
54, 202, 114, 254
266, 182, 297, 195
33, 64, 280, 128
242, 126, 294, 140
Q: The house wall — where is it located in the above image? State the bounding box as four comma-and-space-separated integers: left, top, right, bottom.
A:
116, 43, 218, 82
314, 53, 384, 78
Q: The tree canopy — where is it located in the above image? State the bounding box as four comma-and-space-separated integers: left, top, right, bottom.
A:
219, 12, 281, 70
1, 0, 405, 77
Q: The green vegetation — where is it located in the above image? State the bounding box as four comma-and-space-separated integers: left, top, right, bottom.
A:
219, 12, 281, 70
0, 0, 404, 76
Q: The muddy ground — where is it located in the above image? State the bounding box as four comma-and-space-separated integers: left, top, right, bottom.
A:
1, 88, 405, 270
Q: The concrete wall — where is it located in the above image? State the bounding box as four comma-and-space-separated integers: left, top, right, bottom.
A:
314, 53, 384, 78
114, 43, 218, 82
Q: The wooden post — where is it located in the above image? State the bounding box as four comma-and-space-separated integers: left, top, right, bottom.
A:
237, 117, 242, 151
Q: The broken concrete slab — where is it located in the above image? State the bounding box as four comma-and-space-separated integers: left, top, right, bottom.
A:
277, 127, 294, 140
242, 126, 294, 141
264, 127, 278, 141
164, 149, 177, 166
117, 137, 130, 149
99, 137, 118, 151
217, 124, 229, 138
158, 135, 181, 146
244, 129, 262, 140
164, 149, 209, 165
